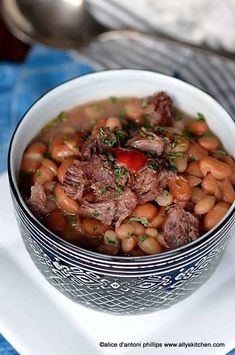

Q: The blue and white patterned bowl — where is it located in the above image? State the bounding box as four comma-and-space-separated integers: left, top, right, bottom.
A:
8, 70, 235, 314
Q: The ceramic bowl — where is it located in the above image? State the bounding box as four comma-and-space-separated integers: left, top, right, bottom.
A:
8, 70, 235, 314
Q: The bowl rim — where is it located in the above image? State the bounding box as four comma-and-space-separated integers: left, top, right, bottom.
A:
8, 69, 235, 262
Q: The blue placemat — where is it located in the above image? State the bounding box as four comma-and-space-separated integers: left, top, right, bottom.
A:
0, 45, 94, 173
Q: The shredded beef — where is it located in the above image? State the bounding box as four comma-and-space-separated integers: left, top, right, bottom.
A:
144, 92, 174, 127
27, 182, 56, 216
84, 155, 116, 187
115, 188, 138, 226
126, 132, 165, 155
134, 166, 159, 203
79, 200, 116, 226
96, 127, 117, 151
63, 160, 87, 200
163, 205, 199, 249
80, 137, 97, 160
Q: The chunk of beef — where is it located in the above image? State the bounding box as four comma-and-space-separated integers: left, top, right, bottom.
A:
80, 137, 97, 160
27, 182, 56, 216
63, 160, 87, 200
79, 200, 116, 226
144, 92, 174, 127
157, 169, 176, 189
126, 132, 165, 156
134, 166, 159, 203
115, 188, 138, 226
163, 205, 199, 249
84, 155, 116, 187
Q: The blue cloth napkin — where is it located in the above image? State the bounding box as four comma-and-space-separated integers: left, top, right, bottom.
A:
0, 45, 94, 173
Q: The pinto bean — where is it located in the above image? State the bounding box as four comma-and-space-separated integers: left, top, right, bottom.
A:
221, 178, 235, 204
187, 141, 208, 161
116, 223, 135, 240
130, 222, 145, 236
194, 195, 215, 214
199, 157, 232, 180
51, 144, 75, 162
21, 142, 47, 173
104, 230, 119, 245
156, 190, 174, 206
49, 134, 64, 153
138, 235, 162, 255
33, 166, 55, 185
201, 173, 217, 194
149, 207, 166, 228
221, 156, 235, 184
191, 187, 206, 203
215, 184, 223, 202
105, 117, 122, 130
57, 158, 74, 184
64, 137, 83, 154
145, 227, 158, 238
171, 136, 189, 153
132, 203, 158, 221
54, 183, 79, 214
204, 202, 230, 231
173, 156, 188, 172
45, 210, 67, 234
186, 174, 202, 187
122, 236, 137, 253
168, 176, 191, 201
186, 119, 209, 135
186, 161, 203, 177
82, 218, 108, 236
197, 136, 219, 151
41, 158, 57, 175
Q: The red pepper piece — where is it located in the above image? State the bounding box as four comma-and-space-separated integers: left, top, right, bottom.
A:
113, 148, 147, 173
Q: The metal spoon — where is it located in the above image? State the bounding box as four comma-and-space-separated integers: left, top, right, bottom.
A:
0, 0, 107, 48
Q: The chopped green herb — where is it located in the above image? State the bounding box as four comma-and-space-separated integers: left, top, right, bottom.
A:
48, 137, 53, 146
107, 238, 119, 246
44, 151, 52, 159
99, 128, 117, 147
129, 216, 148, 227
107, 207, 111, 212
93, 226, 97, 232
197, 112, 206, 122
127, 232, 133, 238
109, 96, 117, 103
139, 129, 146, 138
114, 166, 129, 181
100, 186, 107, 195
64, 214, 77, 226
107, 152, 115, 162
92, 209, 100, 217
183, 127, 194, 138
96, 107, 105, 113
214, 150, 226, 156
175, 111, 183, 121
64, 134, 71, 140
139, 235, 149, 242
170, 141, 177, 149
141, 98, 148, 108
147, 150, 156, 157
165, 203, 175, 211
35, 169, 41, 176
147, 161, 158, 171
114, 185, 124, 197
119, 107, 127, 118
188, 156, 196, 162
116, 129, 128, 141
154, 127, 164, 134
